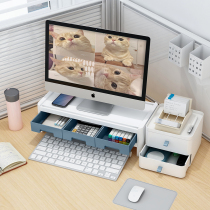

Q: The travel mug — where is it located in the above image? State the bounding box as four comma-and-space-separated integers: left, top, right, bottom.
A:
4, 88, 23, 131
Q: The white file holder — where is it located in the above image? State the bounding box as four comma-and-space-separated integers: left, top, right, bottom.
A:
168, 34, 194, 67
188, 45, 210, 80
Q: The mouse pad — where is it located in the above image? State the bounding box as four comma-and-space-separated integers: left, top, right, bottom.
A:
113, 178, 177, 210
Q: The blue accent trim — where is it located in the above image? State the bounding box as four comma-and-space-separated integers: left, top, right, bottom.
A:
157, 166, 163, 173
163, 141, 169, 147
168, 94, 174, 99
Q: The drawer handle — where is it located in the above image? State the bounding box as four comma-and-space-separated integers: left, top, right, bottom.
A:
163, 141, 169, 147
157, 166, 162, 173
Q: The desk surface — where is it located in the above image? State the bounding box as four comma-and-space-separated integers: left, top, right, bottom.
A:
0, 107, 210, 210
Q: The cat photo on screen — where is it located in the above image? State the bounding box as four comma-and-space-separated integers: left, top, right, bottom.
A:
94, 62, 143, 96
51, 25, 95, 61
48, 56, 94, 87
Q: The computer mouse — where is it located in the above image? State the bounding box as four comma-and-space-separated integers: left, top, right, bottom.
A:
128, 186, 145, 203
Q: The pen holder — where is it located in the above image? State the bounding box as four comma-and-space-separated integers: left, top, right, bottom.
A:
168, 34, 194, 67
188, 45, 210, 80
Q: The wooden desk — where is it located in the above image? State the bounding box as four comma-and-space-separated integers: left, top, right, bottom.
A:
0, 107, 210, 210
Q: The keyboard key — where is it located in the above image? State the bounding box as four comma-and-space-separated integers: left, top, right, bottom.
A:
98, 172, 104, 176
76, 151, 82, 155
42, 138, 48, 142
117, 156, 126, 161
99, 157, 106, 161
58, 151, 64, 155
58, 156, 64, 160
88, 163, 93, 167
88, 154, 94, 158
30, 154, 37, 159
87, 158, 93, 163
87, 149, 93, 153
65, 143, 70, 147
47, 158, 55, 164
111, 155, 117, 159
52, 154, 58, 159
82, 148, 87, 152
99, 166, 105, 170
76, 160, 81, 165
82, 152, 88, 157
75, 155, 81, 160
59, 147, 65, 151
65, 148, 70, 152
106, 168, 119, 174
59, 142, 64, 146
111, 164, 121, 170
46, 153, 52, 157
118, 161, 124, 166
39, 142, 48, 147
53, 140, 59, 145
94, 155, 100, 160
110, 151, 115, 154
69, 154, 75, 158
106, 158, 111, 163
85, 168, 92, 173
112, 159, 118, 164
64, 152, 70, 157
104, 172, 111, 178
37, 146, 46, 151
47, 148, 52, 153
45, 135, 50, 138
81, 157, 87, 161
74, 142, 79, 145
92, 169, 98, 174
70, 145, 76, 149
93, 164, 99, 169
99, 161, 105, 165
52, 150, 58, 154
99, 152, 105, 156
64, 157, 70, 162
110, 176, 116, 180
76, 146, 82, 150
34, 150, 46, 156
93, 150, 99, 155
48, 144, 53, 148
50, 137, 56, 140
104, 149, 109, 152
42, 157, 48, 162
93, 160, 99, 164
105, 153, 111, 158
53, 145, 59, 149
55, 160, 84, 171
105, 163, 111, 167
81, 162, 87, 166
71, 150, 76, 154
70, 159, 75, 163
48, 140, 53, 143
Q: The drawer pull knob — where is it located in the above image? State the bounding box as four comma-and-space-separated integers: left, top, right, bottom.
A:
157, 166, 162, 173
163, 141, 169, 147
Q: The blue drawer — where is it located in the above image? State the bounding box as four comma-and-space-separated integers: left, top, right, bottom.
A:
63, 119, 101, 147
31, 111, 69, 138
95, 126, 137, 156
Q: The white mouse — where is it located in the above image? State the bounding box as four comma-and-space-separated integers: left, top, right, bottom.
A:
128, 186, 145, 203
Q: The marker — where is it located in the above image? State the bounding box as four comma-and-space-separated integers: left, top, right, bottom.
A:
118, 131, 125, 144
115, 130, 122, 143
126, 133, 133, 145
112, 129, 119, 142
60, 117, 69, 127
108, 129, 116, 141
123, 133, 129, 145
57, 117, 65, 126
54, 116, 63, 126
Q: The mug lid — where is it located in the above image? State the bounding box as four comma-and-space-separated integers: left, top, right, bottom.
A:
4, 88, 19, 102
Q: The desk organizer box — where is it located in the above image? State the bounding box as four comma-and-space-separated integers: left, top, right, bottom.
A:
168, 34, 194, 67
139, 104, 204, 178
188, 45, 210, 80
31, 112, 137, 156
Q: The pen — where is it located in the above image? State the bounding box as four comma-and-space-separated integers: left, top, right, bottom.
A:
57, 117, 65, 126
54, 116, 63, 125
60, 117, 69, 127
188, 116, 198, 134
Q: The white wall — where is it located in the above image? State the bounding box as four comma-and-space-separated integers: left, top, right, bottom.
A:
131, 0, 210, 42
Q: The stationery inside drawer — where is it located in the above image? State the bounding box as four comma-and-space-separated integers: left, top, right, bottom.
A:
140, 145, 189, 166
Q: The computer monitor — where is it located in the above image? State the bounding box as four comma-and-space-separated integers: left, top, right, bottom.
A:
45, 20, 150, 115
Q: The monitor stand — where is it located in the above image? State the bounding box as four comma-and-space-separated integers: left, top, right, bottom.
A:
76, 99, 114, 116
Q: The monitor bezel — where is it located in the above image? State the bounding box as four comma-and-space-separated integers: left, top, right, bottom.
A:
45, 20, 150, 102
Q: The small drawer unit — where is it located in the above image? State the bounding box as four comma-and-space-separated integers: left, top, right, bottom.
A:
139, 145, 190, 178
95, 126, 137, 156
139, 104, 204, 178
31, 111, 70, 138
63, 119, 101, 147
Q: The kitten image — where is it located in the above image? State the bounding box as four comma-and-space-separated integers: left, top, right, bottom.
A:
94, 63, 139, 95
50, 29, 94, 53
101, 35, 134, 66
50, 57, 86, 79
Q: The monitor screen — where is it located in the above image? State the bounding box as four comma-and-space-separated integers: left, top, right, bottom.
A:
46, 20, 150, 101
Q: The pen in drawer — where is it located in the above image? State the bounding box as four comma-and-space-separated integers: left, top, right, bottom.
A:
108, 129, 116, 141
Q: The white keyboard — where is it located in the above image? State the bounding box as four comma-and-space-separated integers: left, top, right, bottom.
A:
29, 133, 128, 181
